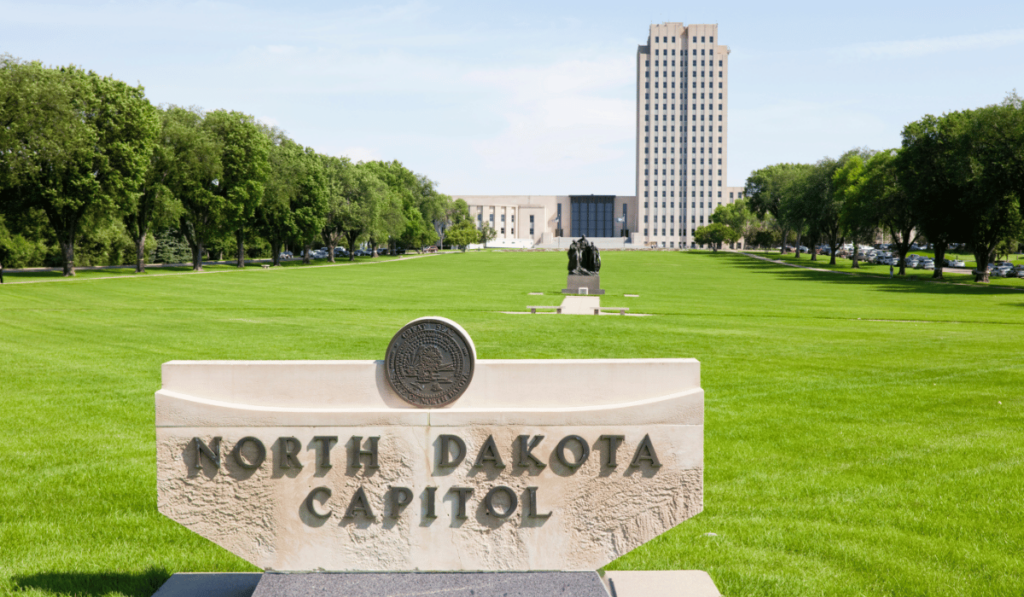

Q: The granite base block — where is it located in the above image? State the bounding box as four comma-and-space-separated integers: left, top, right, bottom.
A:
151, 573, 262, 597
252, 572, 609, 597
563, 273, 605, 295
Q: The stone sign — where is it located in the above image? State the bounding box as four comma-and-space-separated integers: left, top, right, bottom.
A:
155, 317, 703, 572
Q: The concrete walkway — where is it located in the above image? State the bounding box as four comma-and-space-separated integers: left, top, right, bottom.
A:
559, 295, 602, 314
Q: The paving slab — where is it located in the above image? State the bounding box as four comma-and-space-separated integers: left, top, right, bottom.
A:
252, 572, 610, 596
559, 295, 602, 314
603, 571, 721, 597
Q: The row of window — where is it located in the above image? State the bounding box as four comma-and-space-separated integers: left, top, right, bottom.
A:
646, 127, 724, 135
647, 146, 724, 154
643, 70, 724, 78
646, 107, 725, 117
645, 97, 724, 109
648, 59, 723, 68
645, 81, 724, 90
652, 35, 714, 44
645, 158, 723, 165
645, 169, 723, 176
644, 135, 725, 143
644, 201, 720, 209
645, 179, 724, 187
476, 214, 516, 222
644, 191, 724, 198
647, 71, 720, 79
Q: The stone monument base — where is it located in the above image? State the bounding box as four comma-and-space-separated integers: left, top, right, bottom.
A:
152, 571, 722, 597
563, 273, 604, 295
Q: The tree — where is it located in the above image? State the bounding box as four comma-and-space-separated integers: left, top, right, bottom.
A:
445, 220, 480, 252
0, 57, 158, 276
124, 106, 182, 273
855, 150, 917, 275
203, 110, 271, 268
746, 163, 811, 254
693, 222, 739, 251
834, 154, 878, 269
958, 99, 1024, 282
258, 128, 301, 266
479, 223, 498, 247
291, 147, 328, 265
795, 156, 847, 265
898, 114, 970, 279
336, 164, 388, 261
164, 106, 224, 271
398, 202, 438, 252
710, 198, 753, 246
319, 154, 353, 263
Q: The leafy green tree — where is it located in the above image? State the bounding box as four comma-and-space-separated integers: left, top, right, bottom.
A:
445, 219, 480, 252
336, 164, 388, 261
693, 222, 739, 251
710, 198, 753, 246
958, 99, 1024, 281
163, 106, 224, 271
852, 150, 917, 275
745, 163, 811, 254
124, 106, 183, 272
258, 128, 301, 266
834, 154, 878, 269
398, 202, 439, 251
203, 110, 271, 268
479, 223, 498, 247
291, 147, 328, 265
319, 154, 353, 263
898, 114, 970, 279
0, 57, 158, 275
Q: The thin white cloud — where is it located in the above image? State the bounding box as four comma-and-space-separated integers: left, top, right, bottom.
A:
836, 28, 1024, 59
341, 146, 383, 163
467, 58, 635, 171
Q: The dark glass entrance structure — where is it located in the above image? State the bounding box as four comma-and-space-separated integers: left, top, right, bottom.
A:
570, 195, 615, 237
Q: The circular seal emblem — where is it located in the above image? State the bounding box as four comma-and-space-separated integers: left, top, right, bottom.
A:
385, 318, 476, 408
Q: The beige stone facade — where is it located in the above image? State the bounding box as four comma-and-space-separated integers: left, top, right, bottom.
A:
637, 23, 743, 249
452, 195, 639, 248
454, 22, 744, 250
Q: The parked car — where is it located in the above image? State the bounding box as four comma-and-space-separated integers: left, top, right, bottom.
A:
919, 259, 935, 270
947, 259, 966, 268
279, 251, 293, 260
334, 247, 349, 257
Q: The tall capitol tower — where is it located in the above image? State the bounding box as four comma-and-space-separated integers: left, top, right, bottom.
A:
636, 23, 744, 249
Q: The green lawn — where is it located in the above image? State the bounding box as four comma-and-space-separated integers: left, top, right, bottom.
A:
1, 251, 1021, 596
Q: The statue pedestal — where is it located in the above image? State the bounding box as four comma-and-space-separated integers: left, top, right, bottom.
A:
563, 274, 604, 295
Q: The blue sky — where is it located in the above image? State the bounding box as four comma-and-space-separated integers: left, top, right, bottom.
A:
2, 0, 1022, 196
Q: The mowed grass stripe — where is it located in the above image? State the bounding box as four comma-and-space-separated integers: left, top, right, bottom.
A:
0, 250, 1021, 596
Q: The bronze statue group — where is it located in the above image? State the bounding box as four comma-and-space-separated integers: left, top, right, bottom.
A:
567, 237, 601, 275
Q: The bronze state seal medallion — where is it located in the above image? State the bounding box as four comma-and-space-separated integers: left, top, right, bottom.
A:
385, 318, 475, 408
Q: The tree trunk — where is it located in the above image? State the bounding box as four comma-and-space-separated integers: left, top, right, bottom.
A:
135, 231, 147, 273
852, 246, 860, 269
60, 238, 75, 277
236, 229, 245, 268
271, 241, 282, 267
780, 228, 788, 254
795, 231, 802, 258
974, 249, 990, 283
303, 244, 311, 265
192, 242, 204, 271
932, 242, 947, 279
